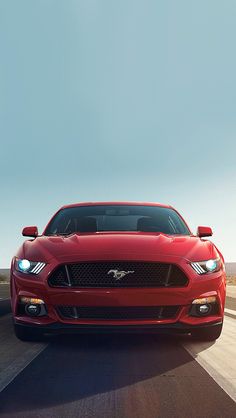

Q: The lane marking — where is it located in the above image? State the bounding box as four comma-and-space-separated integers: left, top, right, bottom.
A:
0, 314, 48, 393
225, 308, 236, 318
183, 316, 236, 403
0, 344, 47, 393
0, 298, 10, 301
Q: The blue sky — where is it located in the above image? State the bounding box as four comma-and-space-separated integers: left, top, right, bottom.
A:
1, 0, 236, 266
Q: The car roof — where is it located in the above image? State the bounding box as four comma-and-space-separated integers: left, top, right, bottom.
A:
60, 201, 173, 210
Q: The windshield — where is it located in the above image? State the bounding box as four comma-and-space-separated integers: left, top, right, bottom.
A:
44, 205, 190, 236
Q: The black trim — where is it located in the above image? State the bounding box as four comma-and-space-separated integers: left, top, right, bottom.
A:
14, 320, 223, 335
56, 305, 180, 320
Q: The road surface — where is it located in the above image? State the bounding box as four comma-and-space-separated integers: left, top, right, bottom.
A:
0, 283, 235, 418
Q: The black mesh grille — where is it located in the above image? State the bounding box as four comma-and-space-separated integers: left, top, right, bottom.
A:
56, 305, 180, 320
48, 261, 188, 288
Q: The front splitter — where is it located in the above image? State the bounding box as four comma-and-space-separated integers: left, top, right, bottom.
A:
14, 319, 223, 335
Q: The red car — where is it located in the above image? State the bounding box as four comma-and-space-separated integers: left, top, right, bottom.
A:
10, 202, 226, 341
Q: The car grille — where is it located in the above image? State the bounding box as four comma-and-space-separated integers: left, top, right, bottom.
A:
48, 262, 188, 288
56, 305, 180, 320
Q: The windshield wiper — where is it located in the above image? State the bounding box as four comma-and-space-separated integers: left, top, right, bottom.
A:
48, 232, 74, 236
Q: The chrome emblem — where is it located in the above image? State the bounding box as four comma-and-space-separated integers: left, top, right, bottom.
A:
107, 269, 135, 280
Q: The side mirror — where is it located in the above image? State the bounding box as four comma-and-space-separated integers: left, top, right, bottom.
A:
197, 226, 213, 238
22, 226, 38, 237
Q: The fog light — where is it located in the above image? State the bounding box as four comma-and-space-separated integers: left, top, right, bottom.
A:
189, 297, 217, 317
25, 304, 41, 317
199, 304, 211, 314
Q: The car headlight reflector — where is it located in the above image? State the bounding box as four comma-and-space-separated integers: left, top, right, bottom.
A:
205, 259, 218, 271
191, 258, 221, 275
16, 258, 46, 275
192, 296, 217, 304
20, 297, 45, 304
18, 259, 31, 272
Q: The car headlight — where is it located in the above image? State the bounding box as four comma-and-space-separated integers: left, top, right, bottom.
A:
190, 258, 221, 275
15, 258, 46, 275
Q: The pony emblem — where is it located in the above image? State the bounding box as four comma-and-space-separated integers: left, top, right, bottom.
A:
107, 269, 135, 281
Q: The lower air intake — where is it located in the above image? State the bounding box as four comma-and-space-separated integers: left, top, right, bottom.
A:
56, 305, 180, 320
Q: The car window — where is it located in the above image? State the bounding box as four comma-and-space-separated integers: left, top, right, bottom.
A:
45, 205, 190, 236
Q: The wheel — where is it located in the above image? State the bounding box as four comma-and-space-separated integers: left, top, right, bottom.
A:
191, 323, 223, 341
14, 324, 44, 342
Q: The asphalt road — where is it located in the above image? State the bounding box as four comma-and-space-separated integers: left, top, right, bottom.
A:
0, 284, 11, 316
0, 284, 10, 299
0, 284, 236, 418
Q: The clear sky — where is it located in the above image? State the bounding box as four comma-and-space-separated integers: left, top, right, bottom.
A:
1, 0, 236, 267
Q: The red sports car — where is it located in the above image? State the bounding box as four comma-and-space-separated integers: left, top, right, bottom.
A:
10, 202, 226, 341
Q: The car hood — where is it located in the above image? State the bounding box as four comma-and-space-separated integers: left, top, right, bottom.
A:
20, 232, 217, 263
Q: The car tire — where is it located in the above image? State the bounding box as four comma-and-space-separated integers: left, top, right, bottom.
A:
14, 324, 44, 342
191, 323, 223, 341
